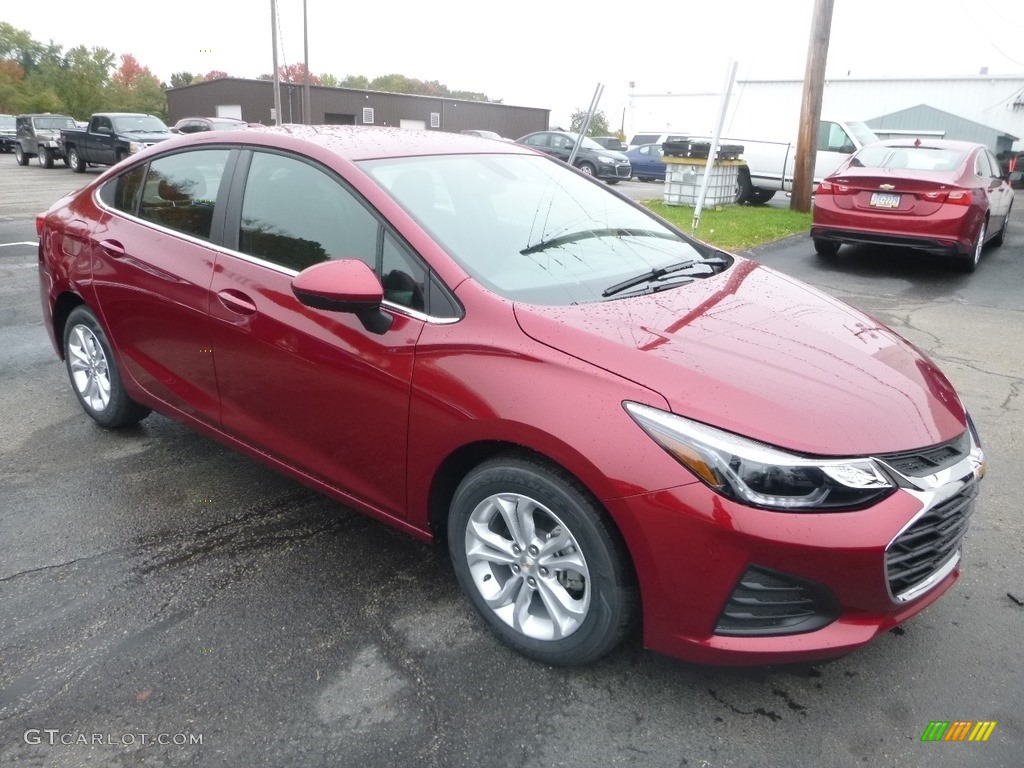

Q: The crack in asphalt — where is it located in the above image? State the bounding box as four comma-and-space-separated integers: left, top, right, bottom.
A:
706, 688, 783, 722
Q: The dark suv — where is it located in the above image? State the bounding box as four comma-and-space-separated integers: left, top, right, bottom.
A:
15, 113, 77, 168
516, 131, 631, 184
0, 114, 15, 153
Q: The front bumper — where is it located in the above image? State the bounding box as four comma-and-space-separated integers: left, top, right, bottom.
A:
595, 161, 632, 181
607, 439, 982, 665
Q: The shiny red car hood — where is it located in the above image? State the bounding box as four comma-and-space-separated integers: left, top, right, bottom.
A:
513, 259, 965, 456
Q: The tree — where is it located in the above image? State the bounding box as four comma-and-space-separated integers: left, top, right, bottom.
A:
319, 73, 338, 88
170, 71, 195, 88
278, 63, 319, 85
108, 52, 166, 119
201, 70, 229, 81
340, 74, 369, 90
569, 109, 610, 136
52, 45, 115, 119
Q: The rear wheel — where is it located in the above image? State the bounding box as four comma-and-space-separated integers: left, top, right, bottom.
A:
68, 147, 86, 173
37, 147, 53, 169
63, 306, 150, 428
814, 239, 840, 257
448, 455, 637, 666
15, 145, 28, 166
734, 168, 753, 205
959, 218, 986, 273
749, 188, 776, 205
991, 203, 1011, 246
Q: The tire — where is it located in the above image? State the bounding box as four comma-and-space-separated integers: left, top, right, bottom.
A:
68, 147, 86, 173
448, 454, 637, 666
959, 218, 986, 273
814, 238, 839, 257
577, 162, 596, 176
734, 168, 753, 205
606, 179, 619, 185
15, 145, 28, 166
991, 203, 1011, 247
37, 147, 53, 169
749, 188, 776, 205
63, 306, 150, 428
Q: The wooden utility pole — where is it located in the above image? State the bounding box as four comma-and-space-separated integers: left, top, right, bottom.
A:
791, 0, 834, 212
302, 0, 312, 125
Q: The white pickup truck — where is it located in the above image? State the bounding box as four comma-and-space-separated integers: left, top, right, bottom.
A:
728, 119, 880, 204
631, 120, 880, 204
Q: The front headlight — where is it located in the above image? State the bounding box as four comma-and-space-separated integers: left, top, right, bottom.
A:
597, 155, 615, 164
128, 141, 146, 154
624, 402, 895, 511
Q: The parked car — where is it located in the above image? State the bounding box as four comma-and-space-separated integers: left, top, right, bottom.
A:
171, 116, 248, 134
811, 139, 1015, 272
37, 126, 985, 667
517, 130, 631, 184
626, 143, 668, 181
0, 114, 16, 152
627, 131, 688, 151
14, 113, 77, 168
459, 129, 507, 141
591, 136, 626, 152
60, 113, 172, 172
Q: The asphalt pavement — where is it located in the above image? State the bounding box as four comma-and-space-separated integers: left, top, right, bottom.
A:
1, 162, 1022, 767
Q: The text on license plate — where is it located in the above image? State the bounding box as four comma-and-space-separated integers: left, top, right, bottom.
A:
870, 192, 901, 208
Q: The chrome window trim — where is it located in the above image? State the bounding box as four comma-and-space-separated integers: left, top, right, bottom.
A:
93, 186, 462, 326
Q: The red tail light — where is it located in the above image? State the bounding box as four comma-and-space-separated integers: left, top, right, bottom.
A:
817, 181, 834, 195
945, 189, 973, 206
35, 214, 45, 237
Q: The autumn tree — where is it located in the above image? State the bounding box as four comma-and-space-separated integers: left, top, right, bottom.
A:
108, 53, 166, 118
201, 70, 229, 81
277, 63, 319, 84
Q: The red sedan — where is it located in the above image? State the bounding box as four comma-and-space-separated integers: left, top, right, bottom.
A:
811, 139, 1014, 272
37, 126, 985, 666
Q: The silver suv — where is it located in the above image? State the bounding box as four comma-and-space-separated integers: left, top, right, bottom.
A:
15, 114, 77, 168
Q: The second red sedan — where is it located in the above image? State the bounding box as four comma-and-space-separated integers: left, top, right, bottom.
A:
811, 139, 1014, 272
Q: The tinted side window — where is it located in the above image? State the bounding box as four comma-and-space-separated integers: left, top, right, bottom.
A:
238, 151, 378, 273
138, 149, 230, 240
381, 230, 426, 312
99, 165, 147, 213
524, 134, 549, 148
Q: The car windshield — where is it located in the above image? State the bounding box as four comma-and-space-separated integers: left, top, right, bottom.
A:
34, 116, 75, 130
111, 115, 169, 133
572, 134, 605, 151
362, 153, 724, 305
853, 145, 967, 172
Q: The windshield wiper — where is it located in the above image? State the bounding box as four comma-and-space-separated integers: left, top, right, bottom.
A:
520, 228, 676, 256
601, 256, 729, 298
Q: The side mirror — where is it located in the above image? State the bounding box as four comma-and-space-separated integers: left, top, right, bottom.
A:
96, 125, 111, 135
1008, 170, 1022, 184
170, 127, 180, 134
291, 259, 393, 334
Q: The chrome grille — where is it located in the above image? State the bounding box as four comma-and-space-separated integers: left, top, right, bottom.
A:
886, 480, 977, 600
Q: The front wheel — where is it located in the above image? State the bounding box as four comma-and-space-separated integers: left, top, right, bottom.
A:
577, 162, 596, 176
448, 455, 637, 666
734, 168, 753, 204
68, 147, 86, 173
37, 147, 53, 169
63, 306, 150, 428
15, 145, 28, 166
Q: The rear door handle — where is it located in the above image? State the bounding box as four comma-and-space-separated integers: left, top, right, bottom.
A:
217, 289, 257, 315
98, 239, 126, 258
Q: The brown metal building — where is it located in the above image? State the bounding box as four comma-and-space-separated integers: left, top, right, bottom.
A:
166, 78, 549, 139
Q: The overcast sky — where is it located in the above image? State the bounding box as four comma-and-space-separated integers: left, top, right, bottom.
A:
5, 0, 1023, 127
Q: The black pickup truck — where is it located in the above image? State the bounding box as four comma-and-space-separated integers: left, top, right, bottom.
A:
60, 113, 172, 172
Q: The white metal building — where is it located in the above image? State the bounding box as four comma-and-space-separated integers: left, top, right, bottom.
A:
628, 75, 1024, 151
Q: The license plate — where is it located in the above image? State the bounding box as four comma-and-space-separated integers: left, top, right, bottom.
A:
870, 192, 901, 208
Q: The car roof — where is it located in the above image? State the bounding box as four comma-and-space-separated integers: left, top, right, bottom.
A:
177, 124, 536, 161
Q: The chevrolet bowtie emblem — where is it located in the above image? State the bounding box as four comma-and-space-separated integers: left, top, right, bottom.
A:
879, 184, 895, 190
